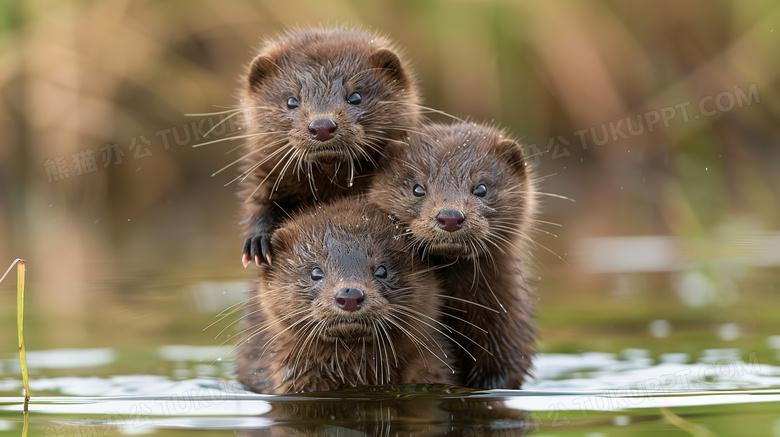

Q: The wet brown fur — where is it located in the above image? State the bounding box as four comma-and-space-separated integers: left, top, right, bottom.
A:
368, 122, 538, 389
238, 27, 420, 264
236, 197, 454, 394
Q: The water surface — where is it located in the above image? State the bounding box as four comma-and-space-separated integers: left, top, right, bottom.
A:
1, 258, 779, 436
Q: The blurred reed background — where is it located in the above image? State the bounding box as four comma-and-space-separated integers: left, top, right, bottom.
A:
0, 0, 778, 354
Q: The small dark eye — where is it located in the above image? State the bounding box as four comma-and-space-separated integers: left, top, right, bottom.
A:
347, 92, 362, 105
413, 184, 426, 197
473, 184, 487, 197
374, 265, 387, 279
286, 97, 300, 109
310, 267, 324, 281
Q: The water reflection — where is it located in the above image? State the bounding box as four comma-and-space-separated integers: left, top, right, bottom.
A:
3, 347, 780, 435
241, 385, 533, 436
3, 381, 780, 435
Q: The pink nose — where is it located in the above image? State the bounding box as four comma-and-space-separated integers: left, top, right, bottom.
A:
308, 118, 337, 141
335, 287, 365, 312
436, 209, 466, 232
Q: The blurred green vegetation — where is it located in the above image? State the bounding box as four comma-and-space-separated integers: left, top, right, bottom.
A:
0, 0, 779, 366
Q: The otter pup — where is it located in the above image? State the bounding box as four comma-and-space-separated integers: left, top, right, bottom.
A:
236, 197, 454, 394
238, 27, 420, 267
368, 122, 538, 389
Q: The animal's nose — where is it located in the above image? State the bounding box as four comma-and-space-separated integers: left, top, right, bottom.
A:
308, 118, 338, 141
334, 287, 366, 312
436, 209, 466, 232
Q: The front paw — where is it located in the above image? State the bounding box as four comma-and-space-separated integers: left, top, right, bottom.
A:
241, 233, 274, 268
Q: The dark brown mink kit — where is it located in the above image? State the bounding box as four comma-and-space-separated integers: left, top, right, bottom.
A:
233, 26, 539, 393
237, 27, 420, 268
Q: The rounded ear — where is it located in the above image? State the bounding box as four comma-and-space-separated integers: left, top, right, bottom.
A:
369, 48, 410, 87
247, 54, 279, 93
270, 226, 292, 255
496, 138, 528, 176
